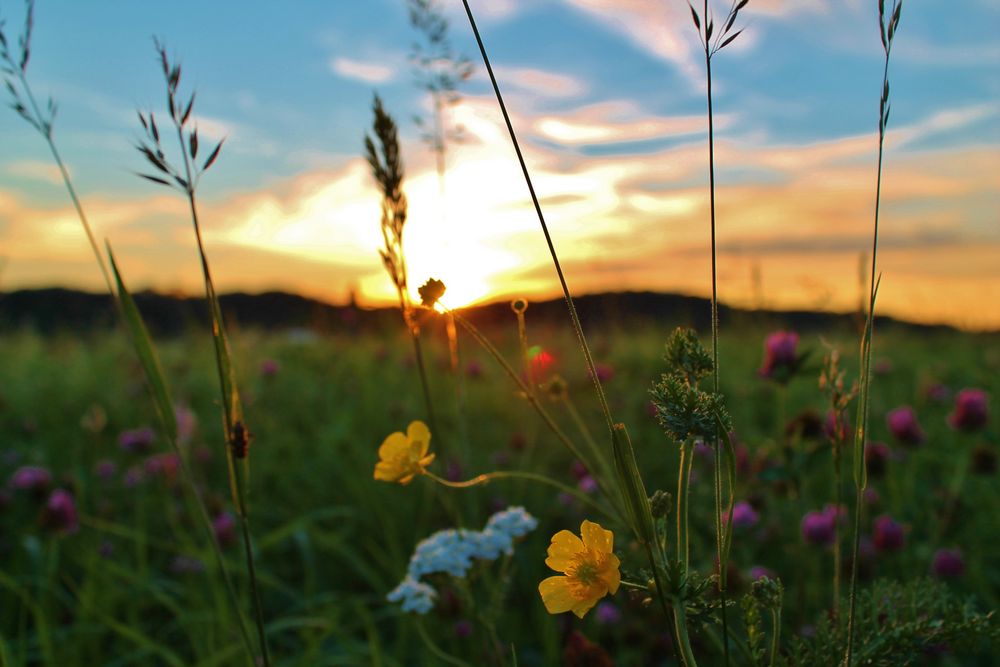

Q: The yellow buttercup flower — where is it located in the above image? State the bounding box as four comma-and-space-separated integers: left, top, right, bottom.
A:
374, 420, 435, 485
538, 520, 620, 618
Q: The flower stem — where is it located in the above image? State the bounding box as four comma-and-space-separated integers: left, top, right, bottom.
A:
416, 617, 474, 667
424, 470, 616, 524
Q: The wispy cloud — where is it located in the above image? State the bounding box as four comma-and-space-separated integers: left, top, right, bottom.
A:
329, 56, 396, 84
4, 161, 65, 185
490, 66, 588, 99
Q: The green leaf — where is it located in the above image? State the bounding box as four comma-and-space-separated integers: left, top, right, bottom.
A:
611, 423, 655, 547
107, 242, 178, 442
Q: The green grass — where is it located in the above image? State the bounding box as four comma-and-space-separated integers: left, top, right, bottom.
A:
0, 317, 997, 665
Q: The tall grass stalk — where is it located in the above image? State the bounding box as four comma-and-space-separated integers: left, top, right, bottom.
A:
135, 41, 270, 666
1, 7, 259, 663
844, 2, 902, 665
687, 2, 752, 661
364, 94, 442, 440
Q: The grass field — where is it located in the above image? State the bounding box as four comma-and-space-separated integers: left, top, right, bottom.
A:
1, 316, 997, 665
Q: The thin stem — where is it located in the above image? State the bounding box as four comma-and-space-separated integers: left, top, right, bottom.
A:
672, 602, 700, 667
833, 437, 843, 616
177, 119, 270, 665
769, 608, 781, 667
18, 73, 113, 295
416, 617, 473, 667
424, 469, 615, 523
677, 442, 693, 568
459, 0, 614, 435
845, 42, 893, 667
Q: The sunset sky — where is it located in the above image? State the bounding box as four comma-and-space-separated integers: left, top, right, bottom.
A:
1, 1, 998, 328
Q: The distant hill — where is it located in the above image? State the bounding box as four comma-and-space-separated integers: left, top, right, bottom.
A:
0, 287, 975, 337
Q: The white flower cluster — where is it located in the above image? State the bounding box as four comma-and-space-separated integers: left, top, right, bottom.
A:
387, 506, 538, 615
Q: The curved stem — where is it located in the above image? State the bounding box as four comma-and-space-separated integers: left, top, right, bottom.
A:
424, 470, 616, 524
416, 617, 473, 667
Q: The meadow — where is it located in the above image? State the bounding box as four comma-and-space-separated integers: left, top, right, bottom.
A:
0, 314, 997, 665
2, 0, 999, 664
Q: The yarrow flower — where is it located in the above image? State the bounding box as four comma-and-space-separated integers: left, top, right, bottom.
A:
387, 507, 538, 614
387, 576, 437, 615
374, 420, 435, 485
949, 388, 988, 432
538, 520, 620, 619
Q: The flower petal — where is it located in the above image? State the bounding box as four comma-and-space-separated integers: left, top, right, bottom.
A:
407, 421, 431, 455
538, 576, 576, 614
571, 595, 600, 619
580, 520, 614, 554
545, 530, 585, 572
374, 460, 400, 482
378, 432, 408, 459
600, 553, 621, 594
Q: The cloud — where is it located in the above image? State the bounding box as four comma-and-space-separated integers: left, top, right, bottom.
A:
4, 161, 65, 185
533, 100, 730, 145
490, 66, 588, 99
329, 57, 396, 84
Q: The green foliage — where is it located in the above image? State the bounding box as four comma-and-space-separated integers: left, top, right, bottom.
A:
784, 578, 998, 667
741, 577, 783, 667
650, 328, 732, 443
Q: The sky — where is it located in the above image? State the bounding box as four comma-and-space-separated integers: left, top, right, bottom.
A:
0, 0, 998, 329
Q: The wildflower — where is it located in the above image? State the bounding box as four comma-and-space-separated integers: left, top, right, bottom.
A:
118, 426, 155, 454
750, 566, 776, 582
10, 465, 52, 495
417, 277, 446, 308
864, 487, 881, 506
949, 389, 988, 432
374, 420, 435, 484
801, 510, 836, 547
528, 346, 555, 385
726, 501, 760, 529
465, 359, 483, 378
925, 383, 951, 403
872, 514, 905, 552
260, 358, 280, 377
144, 453, 180, 483
41, 489, 79, 534
484, 506, 538, 540
578, 475, 598, 494
213, 511, 237, 548
886, 406, 925, 446
93, 459, 117, 481
865, 441, 891, 478
564, 631, 614, 667
931, 548, 965, 578
387, 576, 437, 614
823, 408, 851, 443
539, 520, 621, 618
758, 331, 800, 381
123, 465, 145, 488
594, 601, 622, 625
590, 363, 615, 383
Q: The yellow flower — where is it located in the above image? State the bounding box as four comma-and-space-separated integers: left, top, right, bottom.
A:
374, 420, 435, 485
538, 520, 620, 618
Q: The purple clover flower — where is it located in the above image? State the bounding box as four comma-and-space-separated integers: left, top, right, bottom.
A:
886, 406, 925, 447
42, 489, 79, 534
726, 501, 760, 529
949, 389, 988, 432
872, 514, 905, 552
801, 510, 836, 547
118, 427, 155, 454
10, 465, 52, 494
931, 548, 965, 578
759, 331, 800, 381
